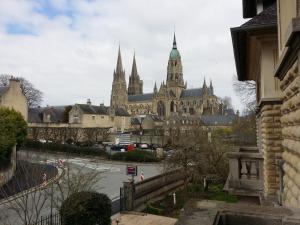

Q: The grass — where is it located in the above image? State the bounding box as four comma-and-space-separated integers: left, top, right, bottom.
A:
145, 183, 237, 218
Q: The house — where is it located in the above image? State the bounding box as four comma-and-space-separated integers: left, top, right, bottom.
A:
227, 0, 300, 208
0, 77, 28, 121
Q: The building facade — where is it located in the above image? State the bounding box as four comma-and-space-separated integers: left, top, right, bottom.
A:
230, 0, 300, 208
110, 34, 226, 118
0, 77, 28, 121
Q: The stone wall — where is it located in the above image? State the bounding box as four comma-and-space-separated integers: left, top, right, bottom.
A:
280, 63, 300, 207
0, 145, 16, 187
260, 102, 282, 197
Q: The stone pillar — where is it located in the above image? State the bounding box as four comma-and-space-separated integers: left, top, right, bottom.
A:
123, 181, 135, 211
260, 101, 282, 197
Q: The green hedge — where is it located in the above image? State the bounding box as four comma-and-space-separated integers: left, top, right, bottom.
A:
0, 108, 27, 167
60, 191, 111, 225
111, 150, 159, 162
24, 140, 108, 157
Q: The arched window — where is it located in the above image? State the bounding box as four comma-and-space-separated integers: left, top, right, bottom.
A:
170, 101, 175, 112
157, 101, 165, 117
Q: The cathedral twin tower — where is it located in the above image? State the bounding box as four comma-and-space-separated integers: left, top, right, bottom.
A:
110, 46, 143, 109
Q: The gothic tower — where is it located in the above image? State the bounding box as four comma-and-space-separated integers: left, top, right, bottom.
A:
209, 79, 214, 95
166, 33, 185, 98
110, 46, 128, 109
128, 52, 143, 95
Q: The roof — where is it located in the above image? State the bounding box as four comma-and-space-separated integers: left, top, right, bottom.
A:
128, 93, 153, 102
114, 107, 130, 117
43, 106, 65, 122
231, 3, 277, 81
180, 88, 213, 98
28, 108, 43, 123
200, 115, 236, 126
0, 86, 9, 96
170, 48, 181, 60
242, 0, 275, 18
131, 117, 141, 125
77, 104, 108, 115
147, 114, 163, 122
241, 3, 277, 28
28, 106, 66, 123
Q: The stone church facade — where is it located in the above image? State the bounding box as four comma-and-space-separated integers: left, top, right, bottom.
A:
110, 34, 225, 118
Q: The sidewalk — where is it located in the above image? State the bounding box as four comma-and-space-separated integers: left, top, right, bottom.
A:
112, 213, 177, 225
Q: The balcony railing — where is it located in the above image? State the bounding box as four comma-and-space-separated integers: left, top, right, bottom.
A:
224, 146, 264, 197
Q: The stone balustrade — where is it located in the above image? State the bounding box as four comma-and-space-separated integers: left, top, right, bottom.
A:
224, 147, 264, 197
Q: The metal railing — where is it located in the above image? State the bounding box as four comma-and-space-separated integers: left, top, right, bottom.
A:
31, 213, 60, 225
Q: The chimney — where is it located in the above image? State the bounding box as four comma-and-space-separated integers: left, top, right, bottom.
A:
9, 76, 21, 90
87, 99, 91, 105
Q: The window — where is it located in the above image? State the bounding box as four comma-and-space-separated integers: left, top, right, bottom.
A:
92, 115, 95, 120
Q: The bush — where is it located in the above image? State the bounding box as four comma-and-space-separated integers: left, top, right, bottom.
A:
146, 202, 164, 215
24, 140, 108, 157
0, 108, 27, 166
60, 191, 111, 225
111, 150, 159, 162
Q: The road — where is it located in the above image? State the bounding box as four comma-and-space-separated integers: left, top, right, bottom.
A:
0, 150, 162, 225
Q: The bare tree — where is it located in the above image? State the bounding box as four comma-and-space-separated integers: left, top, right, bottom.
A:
0, 155, 104, 225
0, 161, 52, 225
164, 125, 232, 190
0, 74, 43, 107
232, 75, 256, 111
48, 162, 103, 210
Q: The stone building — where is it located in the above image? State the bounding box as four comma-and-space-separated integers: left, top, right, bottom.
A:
0, 77, 28, 121
228, 0, 300, 209
110, 34, 227, 118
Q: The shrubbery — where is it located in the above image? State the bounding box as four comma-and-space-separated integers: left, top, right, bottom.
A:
24, 140, 108, 157
0, 108, 27, 168
111, 150, 159, 162
60, 191, 111, 225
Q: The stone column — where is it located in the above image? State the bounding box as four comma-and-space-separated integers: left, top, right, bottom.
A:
123, 181, 135, 211
259, 101, 282, 197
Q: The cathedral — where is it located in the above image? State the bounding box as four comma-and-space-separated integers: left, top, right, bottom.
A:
110, 34, 224, 118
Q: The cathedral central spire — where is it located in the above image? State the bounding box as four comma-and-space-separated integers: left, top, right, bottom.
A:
173, 33, 177, 49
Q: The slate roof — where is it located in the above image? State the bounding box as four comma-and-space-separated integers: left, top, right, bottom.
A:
231, 3, 277, 81
76, 104, 108, 115
28, 108, 43, 123
28, 106, 66, 123
44, 106, 65, 123
128, 93, 153, 102
114, 107, 130, 117
0, 86, 9, 96
200, 115, 236, 126
131, 117, 141, 125
241, 3, 277, 28
180, 88, 213, 98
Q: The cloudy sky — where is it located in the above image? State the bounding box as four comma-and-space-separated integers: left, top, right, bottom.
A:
0, 0, 247, 110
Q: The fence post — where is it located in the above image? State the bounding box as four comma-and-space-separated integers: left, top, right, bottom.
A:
123, 181, 134, 211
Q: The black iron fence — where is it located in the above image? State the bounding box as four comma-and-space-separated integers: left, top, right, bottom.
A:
32, 213, 60, 225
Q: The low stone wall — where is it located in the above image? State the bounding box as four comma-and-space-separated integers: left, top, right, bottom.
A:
122, 169, 185, 211
0, 145, 17, 187
280, 63, 300, 207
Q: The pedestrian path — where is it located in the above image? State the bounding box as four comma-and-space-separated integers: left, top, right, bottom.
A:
112, 213, 177, 225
